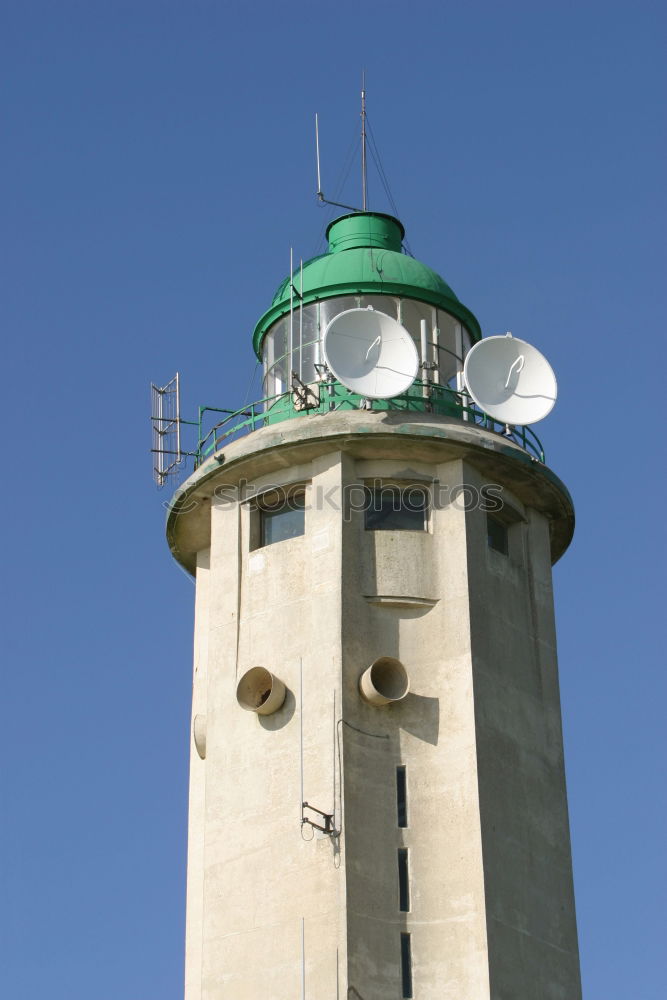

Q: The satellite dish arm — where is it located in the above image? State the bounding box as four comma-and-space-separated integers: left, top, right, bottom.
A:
365, 335, 381, 361
505, 354, 525, 388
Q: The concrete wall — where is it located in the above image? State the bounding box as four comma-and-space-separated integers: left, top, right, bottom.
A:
465, 469, 581, 1000
178, 418, 580, 999
187, 455, 346, 999
341, 457, 491, 1000
184, 548, 210, 998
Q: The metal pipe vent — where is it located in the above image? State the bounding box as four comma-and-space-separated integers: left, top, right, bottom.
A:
236, 667, 286, 716
359, 657, 410, 706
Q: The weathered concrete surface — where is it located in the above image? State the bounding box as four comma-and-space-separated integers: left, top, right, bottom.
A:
175, 412, 581, 999
167, 410, 574, 575
184, 548, 210, 999
341, 456, 492, 1000
464, 468, 581, 1000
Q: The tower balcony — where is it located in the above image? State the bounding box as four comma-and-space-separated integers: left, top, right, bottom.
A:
193, 379, 546, 470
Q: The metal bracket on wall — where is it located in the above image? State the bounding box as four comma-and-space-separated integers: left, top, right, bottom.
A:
302, 801, 336, 836
292, 373, 321, 412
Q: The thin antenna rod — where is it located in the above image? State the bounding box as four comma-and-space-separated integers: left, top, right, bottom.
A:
455, 323, 468, 422
289, 247, 294, 385
361, 72, 367, 211
315, 114, 322, 196
299, 259, 303, 381
175, 372, 181, 464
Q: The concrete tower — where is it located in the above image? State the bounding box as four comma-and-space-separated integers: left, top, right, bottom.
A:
167, 212, 581, 999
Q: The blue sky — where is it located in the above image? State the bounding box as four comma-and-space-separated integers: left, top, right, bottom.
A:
1, 1, 665, 996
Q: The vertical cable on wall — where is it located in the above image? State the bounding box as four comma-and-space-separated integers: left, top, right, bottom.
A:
299, 657, 304, 825
332, 688, 337, 829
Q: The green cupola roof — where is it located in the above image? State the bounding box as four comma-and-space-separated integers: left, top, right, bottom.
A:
252, 212, 482, 359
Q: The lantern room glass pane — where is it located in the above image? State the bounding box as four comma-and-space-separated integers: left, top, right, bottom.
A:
358, 294, 399, 320
319, 296, 360, 334
400, 300, 436, 376
435, 309, 462, 385
292, 304, 319, 382
261, 296, 473, 398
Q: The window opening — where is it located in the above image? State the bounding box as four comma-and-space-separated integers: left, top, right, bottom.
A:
364, 485, 428, 532
400, 933, 413, 998
259, 492, 305, 547
398, 848, 410, 912
487, 513, 509, 555
396, 766, 408, 827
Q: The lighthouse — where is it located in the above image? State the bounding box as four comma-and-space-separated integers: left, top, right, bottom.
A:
165, 209, 582, 999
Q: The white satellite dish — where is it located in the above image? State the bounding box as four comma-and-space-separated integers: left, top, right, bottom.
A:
463, 334, 557, 425
322, 308, 419, 399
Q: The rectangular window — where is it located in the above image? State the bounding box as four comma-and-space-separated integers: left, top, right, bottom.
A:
396, 766, 408, 828
398, 849, 410, 912
487, 513, 509, 555
364, 485, 428, 532
400, 933, 413, 998
259, 492, 305, 547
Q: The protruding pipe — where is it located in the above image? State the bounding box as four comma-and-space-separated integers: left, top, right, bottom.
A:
193, 714, 207, 759
236, 667, 287, 716
359, 657, 410, 706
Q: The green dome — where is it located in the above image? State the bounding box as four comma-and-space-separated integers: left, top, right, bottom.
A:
252, 212, 482, 358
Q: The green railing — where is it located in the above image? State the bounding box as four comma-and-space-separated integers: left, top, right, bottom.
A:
191, 380, 545, 467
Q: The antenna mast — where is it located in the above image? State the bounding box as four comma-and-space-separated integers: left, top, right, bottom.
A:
361, 73, 367, 211
315, 113, 322, 198
314, 78, 370, 214
150, 373, 182, 487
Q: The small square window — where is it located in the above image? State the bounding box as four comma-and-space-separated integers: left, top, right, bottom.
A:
487, 513, 509, 555
364, 485, 429, 531
258, 492, 305, 547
